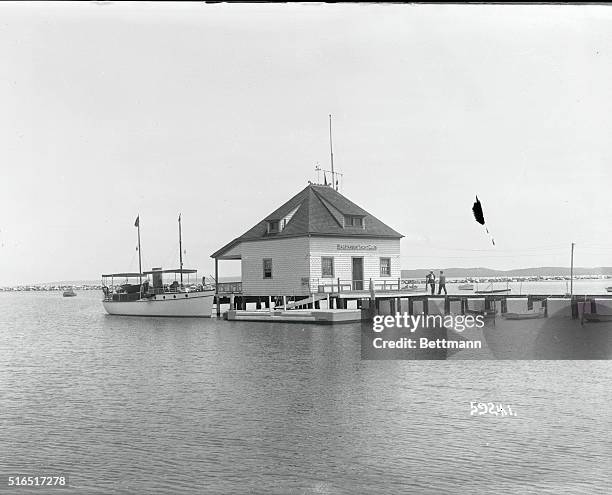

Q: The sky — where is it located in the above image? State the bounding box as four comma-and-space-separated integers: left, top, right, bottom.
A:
2, 2, 612, 285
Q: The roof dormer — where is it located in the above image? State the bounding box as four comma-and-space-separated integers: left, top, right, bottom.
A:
266, 220, 280, 234
281, 204, 300, 230
344, 215, 365, 229
267, 204, 301, 234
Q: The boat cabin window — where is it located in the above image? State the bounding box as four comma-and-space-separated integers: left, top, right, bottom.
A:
263, 258, 273, 279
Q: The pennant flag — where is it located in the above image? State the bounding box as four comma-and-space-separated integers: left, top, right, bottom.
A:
472, 195, 495, 246
323, 172, 328, 186
472, 196, 485, 225
134, 215, 139, 228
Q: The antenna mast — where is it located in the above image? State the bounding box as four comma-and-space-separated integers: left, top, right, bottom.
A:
329, 114, 336, 191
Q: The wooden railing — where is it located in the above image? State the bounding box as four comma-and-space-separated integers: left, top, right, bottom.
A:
313, 278, 406, 293
216, 282, 243, 294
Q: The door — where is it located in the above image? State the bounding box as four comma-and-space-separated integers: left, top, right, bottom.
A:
352, 257, 364, 290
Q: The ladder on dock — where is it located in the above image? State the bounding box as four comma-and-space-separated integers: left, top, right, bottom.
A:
276, 293, 328, 310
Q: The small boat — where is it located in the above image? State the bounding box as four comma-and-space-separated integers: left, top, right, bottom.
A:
502, 311, 545, 320
102, 215, 215, 317
606, 287, 612, 293
466, 308, 497, 319
102, 270, 215, 317
475, 280, 511, 294
583, 313, 612, 323
458, 284, 474, 290
475, 288, 512, 294
401, 283, 421, 292
63, 288, 76, 297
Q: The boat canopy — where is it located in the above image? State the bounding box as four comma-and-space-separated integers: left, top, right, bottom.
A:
101, 272, 145, 278
142, 268, 198, 275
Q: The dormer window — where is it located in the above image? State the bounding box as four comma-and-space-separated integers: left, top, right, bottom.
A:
344, 215, 364, 228
267, 220, 280, 234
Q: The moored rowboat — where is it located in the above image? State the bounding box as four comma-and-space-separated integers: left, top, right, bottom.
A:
502, 311, 545, 320
475, 288, 511, 294
466, 308, 497, 319
583, 313, 612, 323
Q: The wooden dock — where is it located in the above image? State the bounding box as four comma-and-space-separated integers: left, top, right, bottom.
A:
225, 308, 366, 324
219, 293, 612, 324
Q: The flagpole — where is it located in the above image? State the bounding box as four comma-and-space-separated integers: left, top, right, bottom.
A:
179, 214, 183, 286
329, 114, 335, 191
137, 215, 142, 285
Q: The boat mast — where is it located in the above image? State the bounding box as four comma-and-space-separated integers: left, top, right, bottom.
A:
179, 213, 183, 286
570, 242, 575, 296
136, 214, 142, 284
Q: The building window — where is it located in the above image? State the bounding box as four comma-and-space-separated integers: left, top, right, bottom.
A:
322, 257, 334, 278
267, 221, 279, 234
344, 215, 364, 228
263, 258, 273, 279
380, 258, 391, 277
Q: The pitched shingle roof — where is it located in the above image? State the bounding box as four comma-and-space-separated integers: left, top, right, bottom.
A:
211, 184, 403, 258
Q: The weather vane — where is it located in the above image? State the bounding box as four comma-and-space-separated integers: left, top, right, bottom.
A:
314, 164, 343, 191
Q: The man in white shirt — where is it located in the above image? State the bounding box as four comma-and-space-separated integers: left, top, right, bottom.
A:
426, 271, 436, 295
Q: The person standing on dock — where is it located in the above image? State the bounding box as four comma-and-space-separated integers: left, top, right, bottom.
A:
438, 270, 447, 295
426, 271, 436, 295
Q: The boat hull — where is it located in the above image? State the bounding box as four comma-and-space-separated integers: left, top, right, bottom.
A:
466, 309, 497, 319
583, 313, 612, 323
103, 291, 214, 317
475, 289, 512, 294
502, 312, 545, 320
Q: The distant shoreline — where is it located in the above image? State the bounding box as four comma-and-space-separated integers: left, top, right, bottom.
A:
2, 274, 611, 292
402, 267, 612, 278
4, 267, 612, 290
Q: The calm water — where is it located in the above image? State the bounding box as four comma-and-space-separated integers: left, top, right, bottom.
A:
1, 291, 610, 494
